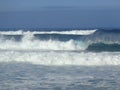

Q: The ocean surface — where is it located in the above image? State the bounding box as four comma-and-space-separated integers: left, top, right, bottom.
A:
0, 28, 120, 90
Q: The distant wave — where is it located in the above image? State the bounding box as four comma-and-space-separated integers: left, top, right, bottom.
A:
0, 29, 97, 35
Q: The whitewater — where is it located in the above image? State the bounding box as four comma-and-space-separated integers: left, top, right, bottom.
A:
0, 29, 120, 66
1, 29, 120, 90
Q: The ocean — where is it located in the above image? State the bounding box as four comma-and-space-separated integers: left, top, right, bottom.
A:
0, 29, 120, 90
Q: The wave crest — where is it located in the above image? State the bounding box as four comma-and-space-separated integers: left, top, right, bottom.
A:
0, 29, 97, 35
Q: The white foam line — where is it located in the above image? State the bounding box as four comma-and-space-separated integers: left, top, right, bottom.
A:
0, 51, 120, 66
32, 30, 97, 35
0, 29, 97, 35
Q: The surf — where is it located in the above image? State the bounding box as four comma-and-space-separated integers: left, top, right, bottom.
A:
0, 29, 120, 51
0, 29, 120, 66
0, 51, 120, 65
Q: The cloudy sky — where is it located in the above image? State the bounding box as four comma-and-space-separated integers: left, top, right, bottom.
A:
0, 0, 120, 28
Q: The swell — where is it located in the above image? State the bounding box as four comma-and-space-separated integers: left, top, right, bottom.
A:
87, 43, 120, 52
82, 29, 120, 43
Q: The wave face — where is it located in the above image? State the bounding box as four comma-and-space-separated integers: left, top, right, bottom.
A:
0, 29, 120, 65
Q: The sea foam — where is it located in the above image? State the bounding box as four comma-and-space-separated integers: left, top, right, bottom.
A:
0, 51, 120, 65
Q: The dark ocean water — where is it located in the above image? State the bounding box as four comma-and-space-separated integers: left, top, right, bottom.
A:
0, 28, 120, 89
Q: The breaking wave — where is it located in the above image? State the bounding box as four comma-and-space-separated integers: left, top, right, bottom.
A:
0, 30, 91, 51
0, 29, 120, 66
0, 39, 89, 51
0, 29, 120, 51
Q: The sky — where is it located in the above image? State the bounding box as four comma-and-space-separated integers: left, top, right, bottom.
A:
0, 0, 120, 29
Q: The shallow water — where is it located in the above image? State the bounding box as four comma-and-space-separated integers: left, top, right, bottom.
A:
0, 63, 120, 90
